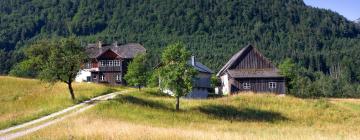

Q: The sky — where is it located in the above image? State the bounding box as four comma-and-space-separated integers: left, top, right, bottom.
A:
303, 0, 360, 21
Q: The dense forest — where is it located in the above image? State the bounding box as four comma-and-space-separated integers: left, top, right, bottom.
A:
1, 0, 360, 97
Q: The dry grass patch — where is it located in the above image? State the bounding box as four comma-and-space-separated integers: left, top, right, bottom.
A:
0, 76, 118, 129
23, 113, 360, 140
22, 88, 360, 139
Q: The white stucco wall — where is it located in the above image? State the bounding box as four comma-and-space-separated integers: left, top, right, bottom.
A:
220, 73, 230, 95
162, 89, 175, 96
75, 70, 91, 83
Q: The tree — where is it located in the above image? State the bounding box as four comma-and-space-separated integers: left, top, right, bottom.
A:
158, 42, 197, 111
9, 41, 53, 77
38, 37, 86, 100
278, 58, 297, 93
124, 53, 148, 90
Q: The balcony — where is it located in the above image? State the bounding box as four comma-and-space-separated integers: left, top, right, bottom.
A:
99, 66, 122, 72
98, 60, 122, 72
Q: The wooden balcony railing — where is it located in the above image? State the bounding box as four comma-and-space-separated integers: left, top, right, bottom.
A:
99, 66, 122, 72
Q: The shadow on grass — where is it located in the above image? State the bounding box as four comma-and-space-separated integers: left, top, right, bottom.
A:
198, 105, 288, 122
113, 95, 175, 111
139, 89, 172, 98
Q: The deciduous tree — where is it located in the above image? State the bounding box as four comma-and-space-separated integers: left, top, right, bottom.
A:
39, 37, 86, 100
158, 42, 197, 111
124, 53, 148, 90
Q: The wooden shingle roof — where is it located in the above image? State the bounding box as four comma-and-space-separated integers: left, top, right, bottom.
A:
86, 42, 146, 59
187, 61, 213, 74
216, 44, 283, 78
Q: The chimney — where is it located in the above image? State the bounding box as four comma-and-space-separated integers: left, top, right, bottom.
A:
98, 41, 102, 48
191, 56, 196, 66
113, 41, 118, 47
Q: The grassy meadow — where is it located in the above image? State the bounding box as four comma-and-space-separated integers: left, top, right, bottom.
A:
24, 88, 360, 140
0, 76, 118, 129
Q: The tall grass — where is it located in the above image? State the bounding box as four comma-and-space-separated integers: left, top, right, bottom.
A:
0, 76, 116, 129
24, 88, 360, 140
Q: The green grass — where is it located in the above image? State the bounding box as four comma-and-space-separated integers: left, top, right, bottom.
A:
24, 88, 360, 140
0, 76, 121, 129
95, 89, 360, 127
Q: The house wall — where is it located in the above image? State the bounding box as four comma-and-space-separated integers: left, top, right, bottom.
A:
186, 88, 209, 99
218, 46, 286, 94
220, 74, 230, 95
88, 54, 130, 85
194, 72, 211, 88
160, 72, 212, 99
231, 78, 285, 94
231, 47, 274, 70
91, 72, 123, 85
75, 70, 91, 82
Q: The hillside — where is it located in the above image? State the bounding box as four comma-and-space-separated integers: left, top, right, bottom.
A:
1, 0, 360, 75
0, 76, 115, 129
23, 88, 360, 140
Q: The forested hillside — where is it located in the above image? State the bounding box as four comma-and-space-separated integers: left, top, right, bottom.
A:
1, 0, 360, 97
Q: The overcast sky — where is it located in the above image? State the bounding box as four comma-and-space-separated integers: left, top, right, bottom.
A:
303, 0, 360, 21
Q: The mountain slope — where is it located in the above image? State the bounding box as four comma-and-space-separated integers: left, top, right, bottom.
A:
1, 0, 360, 77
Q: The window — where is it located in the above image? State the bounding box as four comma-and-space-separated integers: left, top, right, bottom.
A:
116, 74, 121, 81
100, 75, 105, 81
100, 60, 121, 67
114, 60, 121, 66
269, 82, 276, 89
85, 63, 91, 69
242, 82, 251, 89
100, 61, 106, 67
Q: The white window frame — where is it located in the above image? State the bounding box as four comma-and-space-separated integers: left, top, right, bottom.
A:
116, 74, 121, 81
100, 75, 105, 81
269, 82, 276, 89
100, 61, 106, 67
242, 82, 251, 89
85, 63, 91, 69
109, 60, 113, 67
114, 60, 121, 66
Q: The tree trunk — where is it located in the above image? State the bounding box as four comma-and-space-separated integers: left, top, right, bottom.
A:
67, 82, 75, 100
138, 85, 141, 90
175, 96, 180, 111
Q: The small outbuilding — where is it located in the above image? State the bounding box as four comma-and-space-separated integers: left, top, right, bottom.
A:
186, 56, 213, 99
216, 44, 285, 95
160, 56, 213, 99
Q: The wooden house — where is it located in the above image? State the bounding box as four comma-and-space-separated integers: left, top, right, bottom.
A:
75, 41, 146, 85
216, 44, 285, 95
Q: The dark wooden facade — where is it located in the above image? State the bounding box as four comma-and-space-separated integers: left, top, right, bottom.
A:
230, 78, 286, 94
81, 42, 146, 85
217, 44, 286, 94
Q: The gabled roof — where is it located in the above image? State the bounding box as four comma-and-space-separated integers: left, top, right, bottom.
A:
187, 60, 213, 74
86, 42, 146, 59
216, 44, 280, 77
154, 58, 213, 74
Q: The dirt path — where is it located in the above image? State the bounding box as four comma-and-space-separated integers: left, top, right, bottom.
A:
0, 91, 126, 140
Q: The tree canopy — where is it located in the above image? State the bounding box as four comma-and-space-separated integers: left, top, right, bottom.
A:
158, 42, 197, 110
124, 53, 148, 89
11, 37, 86, 100
1, 0, 360, 98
